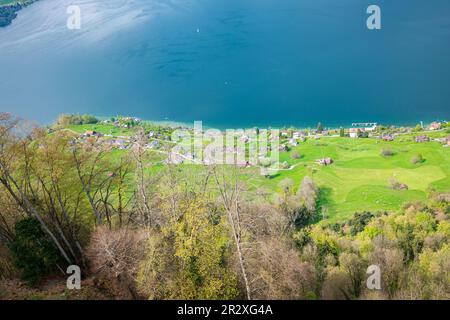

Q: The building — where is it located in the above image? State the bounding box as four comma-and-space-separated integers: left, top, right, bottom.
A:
399, 183, 409, 190
292, 131, 303, 139
429, 122, 442, 130
240, 135, 249, 143
351, 122, 378, 132
84, 130, 97, 136
316, 157, 333, 166
112, 139, 128, 149
349, 128, 360, 138
415, 135, 430, 143
279, 144, 289, 152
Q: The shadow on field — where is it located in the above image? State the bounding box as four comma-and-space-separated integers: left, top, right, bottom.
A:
315, 187, 336, 222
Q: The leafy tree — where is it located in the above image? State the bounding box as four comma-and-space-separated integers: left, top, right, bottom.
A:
278, 178, 295, 195
338, 252, 366, 298
291, 151, 301, 159
138, 199, 238, 299
10, 218, 61, 284
347, 212, 374, 236
413, 124, 423, 132
411, 153, 424, 164
317, 122, 323, 133
288, 129, 294, 138
360, 131, 369, 138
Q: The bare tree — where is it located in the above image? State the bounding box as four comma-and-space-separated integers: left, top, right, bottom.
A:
131, 130, 153, 227
212, 165, 252, 300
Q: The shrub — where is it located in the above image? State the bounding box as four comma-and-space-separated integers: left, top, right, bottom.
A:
281, 161, 290, 169
347, 212, 374, 236
291, 151, 301, 159
360, 131, 369, 138
389, 178, 400, 189
381, 148, 394, 157
278, 178, 295, 194
86, 227, 148, 299
411, 153, 424, 165
9, 218, 61, 284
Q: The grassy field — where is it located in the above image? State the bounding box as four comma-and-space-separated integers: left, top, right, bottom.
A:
244, 134, 449, 222
66, 124, 137, 137
64, 123, 450, 223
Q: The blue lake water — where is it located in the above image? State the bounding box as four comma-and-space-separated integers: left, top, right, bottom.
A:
0, 0, 449, 128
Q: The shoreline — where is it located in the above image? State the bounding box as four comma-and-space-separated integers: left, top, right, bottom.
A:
92, 114, 448, 131
0, 0, 37, 27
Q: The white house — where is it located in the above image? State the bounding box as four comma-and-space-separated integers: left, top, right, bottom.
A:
289, 138, 298, 146
349, 128, 361, 138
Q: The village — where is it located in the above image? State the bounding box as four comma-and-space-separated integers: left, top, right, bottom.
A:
63, 116, 450, 173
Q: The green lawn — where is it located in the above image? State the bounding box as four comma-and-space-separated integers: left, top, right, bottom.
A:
66, 124, 136, 137
246, 136, 450, 222
65, 123, 450, 223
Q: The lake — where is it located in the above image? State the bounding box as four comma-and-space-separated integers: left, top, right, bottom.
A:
1, 0, 449, 128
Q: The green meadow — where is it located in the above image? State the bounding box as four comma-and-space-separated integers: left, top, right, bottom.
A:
66, 124, 136, 137
65, 122, 450, 223
244, 135, 449, 222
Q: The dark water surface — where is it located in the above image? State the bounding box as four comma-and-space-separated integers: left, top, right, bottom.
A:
1, 0, 449, 128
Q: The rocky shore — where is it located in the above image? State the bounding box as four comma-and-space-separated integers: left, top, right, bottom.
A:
0, 1, 37, 27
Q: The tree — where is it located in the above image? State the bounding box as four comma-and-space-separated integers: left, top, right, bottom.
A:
0, 114, 73, 265
411, 153, 424, 165
317, 122, 324, 133
291, 151, 301, 159
10, 218, 61, 284
276, 176, 318, 229
321, 266, 351, 299
137, 179, 238, 299
213, 166, 252, 299
413, 124, 423, 132
347, 212, 374, 236
368, 237, 404, 298
338, 252, 366, 299
339, 127, 345, 137
298, 176, 318, 213
56, 114, 98, 126
87, 227, 147, 298
278, 178, 294, 195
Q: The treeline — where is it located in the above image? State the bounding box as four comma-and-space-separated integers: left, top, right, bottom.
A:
294, 197, 449, 299
0, 113, 448, 299
56, 114, 99, 126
